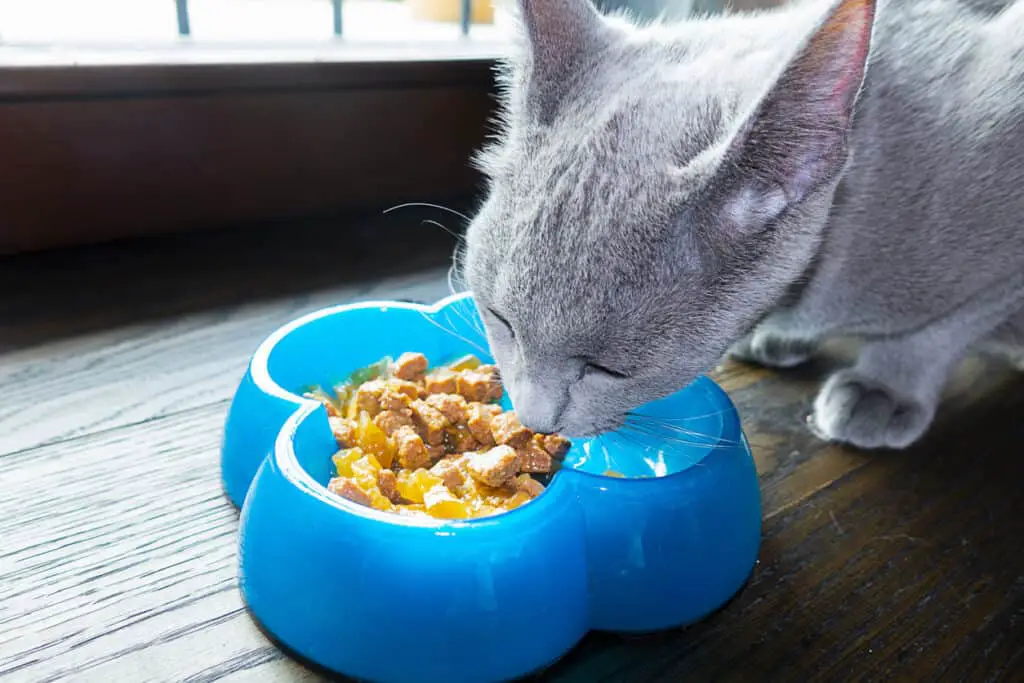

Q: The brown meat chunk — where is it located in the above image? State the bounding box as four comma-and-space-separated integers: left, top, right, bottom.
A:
456, 371, 503, 403
392, 352, 428, 381
426, 443, 447, 463
516, 474, 545, 498
389, 378, 421, 399
424, 393, 468, 424
430, 457, 467, 492
444, 427, 478, 454
354, 379, 387, 416
491, 412, 533, 449
394, 426, 432, 469
373, 409, 414, 436
465, 445, 521, 487
379, 388, 411, 412
423, 370, 458, 395
327, 477, 372, 507
328, 416, 357, 447
539, 433, 571, 460
378, 379, 420, 411
409, 399, 451, 446
377, 469, 406, 504
518, 439, 555, 473
465, 403, 501, 447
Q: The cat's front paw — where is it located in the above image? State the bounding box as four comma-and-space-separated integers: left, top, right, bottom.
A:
729, 331, 816, 369
810, 370, 934, 450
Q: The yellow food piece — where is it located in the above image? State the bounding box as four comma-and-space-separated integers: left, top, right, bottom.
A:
396, 468, 444, 504
472, 503, 502, 518
446, 354, 482, 372
603, 469, 626, 478
343, 391, 360, 420
504, 491, 532, 510
423, 485, 471, 519
366, 488, 394, 512
355, 411, 395, 468
332, 447, 365, 478
351, 453, 382, 481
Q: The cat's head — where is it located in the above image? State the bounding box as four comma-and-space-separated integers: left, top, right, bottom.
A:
465, 0, 875, 435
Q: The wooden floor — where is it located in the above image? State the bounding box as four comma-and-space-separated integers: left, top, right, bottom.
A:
1, 209, 1021, 683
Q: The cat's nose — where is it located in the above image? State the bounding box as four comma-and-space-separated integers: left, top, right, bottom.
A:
509, 382, 563, 433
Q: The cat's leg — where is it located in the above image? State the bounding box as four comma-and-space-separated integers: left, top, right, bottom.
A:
814, 288, 1024, 449
729, 332, 817, 368
728, 314, 818, 369
976, 309, 1024, 370
810, 328, 965, 450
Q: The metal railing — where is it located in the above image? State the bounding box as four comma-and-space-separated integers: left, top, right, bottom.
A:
173, 0, 478, 39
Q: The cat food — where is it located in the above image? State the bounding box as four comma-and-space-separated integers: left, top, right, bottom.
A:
306, 352, 571, 520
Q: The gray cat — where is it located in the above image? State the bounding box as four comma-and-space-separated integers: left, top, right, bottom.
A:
463, 0, 1024, 450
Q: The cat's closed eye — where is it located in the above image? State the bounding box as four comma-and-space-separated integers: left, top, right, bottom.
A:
487, 308, 515, 338
583, 361, 630, 379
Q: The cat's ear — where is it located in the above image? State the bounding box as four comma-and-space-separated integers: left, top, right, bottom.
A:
718, 0, 876, 227
514, 0, 611, 119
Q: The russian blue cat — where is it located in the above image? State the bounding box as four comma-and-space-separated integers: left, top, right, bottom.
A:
464, 0, 1024, 450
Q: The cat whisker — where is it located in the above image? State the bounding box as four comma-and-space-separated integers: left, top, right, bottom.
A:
606, 428, 655, 453
383, 201, 472, 223
623, 413, 739, 438
611, 428, 712, 468
447, 294, 488, 339
624, 415, 734, 440
385, 202, 489, 341
446, 261, 464, 298
618, 422, 733, 451
416, 310, 491, 358
421, 219, 466, 243
625, 406, 735, 422
441, 303, 487, 345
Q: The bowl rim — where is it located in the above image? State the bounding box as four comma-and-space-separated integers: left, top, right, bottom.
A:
252, 291, 744, 530
249, 291, 478, 403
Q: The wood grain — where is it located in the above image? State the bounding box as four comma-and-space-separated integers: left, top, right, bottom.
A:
0, 270, 451, 456
1, 212, 1022, 682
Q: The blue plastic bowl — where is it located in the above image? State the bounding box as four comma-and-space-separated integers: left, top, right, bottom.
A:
221, 292, 762, 683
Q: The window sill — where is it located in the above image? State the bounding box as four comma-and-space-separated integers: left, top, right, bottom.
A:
0, 39, 509, 70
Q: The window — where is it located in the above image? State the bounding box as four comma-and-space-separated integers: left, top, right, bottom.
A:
0, 0, 513, 66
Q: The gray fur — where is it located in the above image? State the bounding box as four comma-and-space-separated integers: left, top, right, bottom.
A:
463, 0, 1024, 449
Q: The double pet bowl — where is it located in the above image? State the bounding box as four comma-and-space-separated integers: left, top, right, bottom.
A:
220, 293, 761, 683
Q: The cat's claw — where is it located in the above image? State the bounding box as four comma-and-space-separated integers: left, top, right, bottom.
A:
729, 332, 816, 369
810, 370, 933, 450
